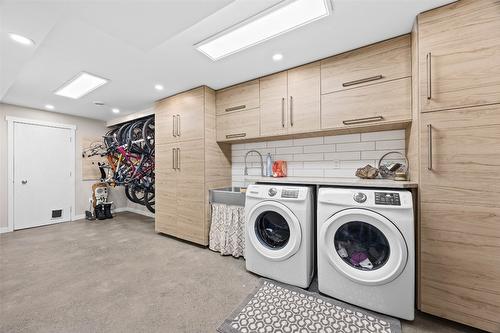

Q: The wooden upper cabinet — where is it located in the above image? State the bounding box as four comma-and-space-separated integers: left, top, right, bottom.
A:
216, 108, 260, 142
215, 80, 259, 114
419, 105, 500, 332
321, 34, 411, 94
260, 71, 288, 137
418, 0, 500, 112
287, 62, 321, 134
155, 87, 205, 143
321, 78, 411, 130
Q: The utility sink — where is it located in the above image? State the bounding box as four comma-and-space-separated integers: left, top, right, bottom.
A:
209, 187, 246, 207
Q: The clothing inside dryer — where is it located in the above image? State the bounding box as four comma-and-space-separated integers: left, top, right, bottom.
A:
255, 211, 290, 249
334, 221, 390, 270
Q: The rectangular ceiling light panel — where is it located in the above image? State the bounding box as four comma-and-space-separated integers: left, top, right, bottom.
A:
55, 72, 108, 99
196, 0, 331, 61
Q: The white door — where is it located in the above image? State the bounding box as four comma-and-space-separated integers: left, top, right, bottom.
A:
13, 122, 74, 230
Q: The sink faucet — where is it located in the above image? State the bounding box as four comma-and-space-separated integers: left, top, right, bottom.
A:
244, 150, 264, 176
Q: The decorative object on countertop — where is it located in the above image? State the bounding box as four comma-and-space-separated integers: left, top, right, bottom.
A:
209, 203, 245, 258
265, 153, 273, 177
217, 279, 402, 333
272, 160, 287, 177
378, 151, 409, 181
355, 164, 379, 179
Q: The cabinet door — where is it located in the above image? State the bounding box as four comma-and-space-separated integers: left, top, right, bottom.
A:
216, 80, 259, 114
419, 105, 500, 332
260, 71, 288, 136
287, 62, 320, 134
418, 0, 500, 112
321, 78, 411, 130
173, 88, 205, 142
155, 99, 178, 145
216, 109, 260, 142
321, 34, 410, 94
155, 143, 178, 234
176, 140, 206, 245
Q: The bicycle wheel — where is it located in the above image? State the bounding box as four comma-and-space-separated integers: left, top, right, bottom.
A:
116, 123, 131, 146
125, 184, 139, 203
131, 185, 146, 205
144, 185, 155, 213
142, 117, 155, 151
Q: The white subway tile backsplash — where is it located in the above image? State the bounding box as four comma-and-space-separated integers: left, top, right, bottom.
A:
375, 139, 406, 150
231, 129, 407, 186
293, 137, 324, 146
361, 129, 404, 141
336, 141, 375, 152
324, 151, 361, 161
304, 144, 335, 153
294, 153, 324, 161
324, 133, 361, 144
276, 146, 303, 154
266, 139, 294, 148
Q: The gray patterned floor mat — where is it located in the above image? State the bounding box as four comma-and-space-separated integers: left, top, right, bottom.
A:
218, 279, 401, 333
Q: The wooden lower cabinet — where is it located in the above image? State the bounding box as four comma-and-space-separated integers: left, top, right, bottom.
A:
419, 105, 500, 332
155, 87, 231, 245
321, 77, 411, 130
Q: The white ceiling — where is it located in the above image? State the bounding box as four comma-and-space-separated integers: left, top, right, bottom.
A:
0, 0, 455, 121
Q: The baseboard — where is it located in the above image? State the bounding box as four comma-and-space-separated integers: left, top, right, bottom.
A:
0, 226, 14, 234
72, 214, 85, 221
123, 207, 155, 218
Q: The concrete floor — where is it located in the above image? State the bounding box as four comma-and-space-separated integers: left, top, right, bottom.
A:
0, 212, 483, 333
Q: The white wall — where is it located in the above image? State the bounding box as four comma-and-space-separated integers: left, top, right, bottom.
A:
232, 129, 406, 187
0, 103, 128, 229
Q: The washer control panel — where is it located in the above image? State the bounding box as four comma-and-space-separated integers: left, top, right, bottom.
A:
268, 188, 278, 197
375, 192, 401, 206
281, 189, 299, 199
353, 192, 367, 203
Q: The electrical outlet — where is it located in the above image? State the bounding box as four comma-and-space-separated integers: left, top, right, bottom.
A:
332, 160, 340, 169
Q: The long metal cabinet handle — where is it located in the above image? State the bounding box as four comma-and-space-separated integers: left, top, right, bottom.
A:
225, 133, 246, 139
427, 124, 433, 170
342, 75, 383, 87
176, 148, 180, 170
289, 96, 293, 127
172, 115, 177, 137
281, 97, 285, 128
342, 116, 384, 125
225, 105, 246, 112
426, 52, 432, 100
172, 148, 176, 169
177, 114, 181, 137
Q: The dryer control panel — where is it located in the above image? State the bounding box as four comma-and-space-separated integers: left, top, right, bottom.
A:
375, 192, 401, 206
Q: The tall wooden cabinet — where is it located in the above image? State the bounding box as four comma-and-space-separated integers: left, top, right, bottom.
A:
415, 1, 500, 331
155, 87, 231, 245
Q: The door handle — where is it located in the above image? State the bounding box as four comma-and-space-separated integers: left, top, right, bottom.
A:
289, 96, 293, 127
342, 116, 384, 125
21, 180, 28, 184
178, 148, 181, 170
427, 124, 433, 170
426, 52, 432, 100
281, 97, 285, 128
172, 148, 176, 169
342, 75, 384, 87
225, 105, 246, 112
172, 115, 177, 137
176, 115, 181, 137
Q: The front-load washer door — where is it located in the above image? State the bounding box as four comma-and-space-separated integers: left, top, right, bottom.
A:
320, 208, 408, 286
247, 201, 302, 262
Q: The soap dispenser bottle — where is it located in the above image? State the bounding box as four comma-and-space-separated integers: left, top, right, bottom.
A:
266, 153, 273, 177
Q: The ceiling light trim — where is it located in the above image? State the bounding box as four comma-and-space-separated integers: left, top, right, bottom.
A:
54, 72, 109, 100
194, 0, 332, 61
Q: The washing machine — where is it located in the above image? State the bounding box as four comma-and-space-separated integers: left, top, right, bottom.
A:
317, 187, 414, 320
245, 184, 314, 288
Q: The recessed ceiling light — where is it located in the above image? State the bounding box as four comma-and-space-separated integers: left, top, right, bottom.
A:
8, 33, 35, 46
154, 84, 164, 91
272, 53, 283, 61
55, 72, 108, 99
195, 0, 331, 61
45, 104, 54, 110
112, 108, 120, 114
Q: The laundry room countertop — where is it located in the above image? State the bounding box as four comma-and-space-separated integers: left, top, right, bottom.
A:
244, 176, 418, 189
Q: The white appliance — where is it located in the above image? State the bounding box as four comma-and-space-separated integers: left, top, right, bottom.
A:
245, 184, 314, 288
317, 187, 415, 320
